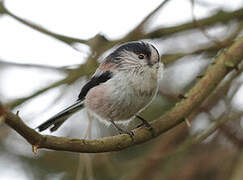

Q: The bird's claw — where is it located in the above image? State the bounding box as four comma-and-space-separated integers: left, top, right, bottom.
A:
136, 115, 152, 130
118, 129, 134, 141
136, 120, 152, 130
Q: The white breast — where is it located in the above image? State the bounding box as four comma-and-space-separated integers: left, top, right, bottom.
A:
105, 66, 159, 120
86, 63, 163, 123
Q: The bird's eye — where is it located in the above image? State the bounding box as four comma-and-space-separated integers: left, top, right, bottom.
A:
138, 54, 145, 59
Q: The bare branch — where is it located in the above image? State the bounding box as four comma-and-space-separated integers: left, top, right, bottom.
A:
162, 22, 243, 64
0, 1, 89, 46
220, 125, 243, 148
4, 71, 82, 109
5, 77, 69, 109
128, 112, 243, 180
136, 0, 170, 31
1, 0, 243, 51
190, 0, 223, 46
0, 59, 69, 72
125, 0, 170, 40
3, 36, 243, 153
4, 53, 100, 109
145, 8, 243, 39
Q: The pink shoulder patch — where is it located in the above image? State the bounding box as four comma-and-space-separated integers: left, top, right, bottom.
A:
85, 84, 109, 112
99, 62, 116, 71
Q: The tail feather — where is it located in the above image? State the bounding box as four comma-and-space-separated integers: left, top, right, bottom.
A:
37, 100, 84, 132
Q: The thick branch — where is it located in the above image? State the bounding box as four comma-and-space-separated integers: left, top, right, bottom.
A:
128, 112, 243, 180
3, 37, 243, 153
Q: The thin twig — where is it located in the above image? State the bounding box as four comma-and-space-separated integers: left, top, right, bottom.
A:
4, 55, 99, 109
145, 8, 243, 39
190, 0, 223, 46
220, 125, 243, 148
0, 59, 69, 72
125, 0, 170, 39
0, 1, 89, 46
135, 0, 170, 31
162, 21, 243, 64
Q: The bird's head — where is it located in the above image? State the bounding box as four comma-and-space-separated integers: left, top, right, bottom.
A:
106, 41, 161, 71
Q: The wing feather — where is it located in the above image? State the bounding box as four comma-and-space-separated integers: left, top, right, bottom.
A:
78, 70, 113, 100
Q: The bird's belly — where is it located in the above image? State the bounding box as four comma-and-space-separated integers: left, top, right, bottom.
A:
110, 95, 153, 121
85, 81, 156, 122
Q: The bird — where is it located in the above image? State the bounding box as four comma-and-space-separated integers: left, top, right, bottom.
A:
37, 41, 163, 138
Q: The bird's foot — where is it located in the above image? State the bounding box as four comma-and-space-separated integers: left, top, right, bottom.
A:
118, 129, 134, 140
110, 120, 134, 141
136, 115, 155, 137
136, 115, 152, 130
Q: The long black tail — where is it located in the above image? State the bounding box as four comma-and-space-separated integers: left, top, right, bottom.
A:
37, 100, 84, 132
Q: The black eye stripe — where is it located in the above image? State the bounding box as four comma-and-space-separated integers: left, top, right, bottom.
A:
109, 41, 151, 59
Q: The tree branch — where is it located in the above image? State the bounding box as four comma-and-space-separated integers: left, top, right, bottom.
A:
2, 36, 243, 153
4, 54, 99, 109
190, 0, 222, 46
220, 125, 243, 148
0, 1, 89, 46
145, 8, 243, 39
127, 112, 243, 180
162, 21, 243, 64
124, 0, 170, 40
5, 77, 70, 109
3, 0, 242, 49
0, 59, 69, 72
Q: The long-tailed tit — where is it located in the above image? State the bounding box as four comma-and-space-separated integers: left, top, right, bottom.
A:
37, 41, 163, 137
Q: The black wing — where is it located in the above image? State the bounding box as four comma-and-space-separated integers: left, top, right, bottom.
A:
78, 71, 113, 101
